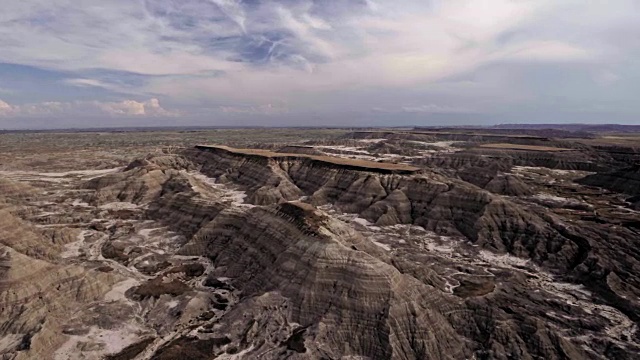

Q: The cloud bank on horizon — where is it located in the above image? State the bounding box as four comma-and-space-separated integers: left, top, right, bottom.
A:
0, 0, 638, 128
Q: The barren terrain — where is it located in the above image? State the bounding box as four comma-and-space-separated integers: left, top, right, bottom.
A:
1, 126, 639, 360
477, 143, 572, 152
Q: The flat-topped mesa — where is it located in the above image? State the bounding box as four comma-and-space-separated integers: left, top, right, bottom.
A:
275, 145, 325, 156
194, 144, 420, 174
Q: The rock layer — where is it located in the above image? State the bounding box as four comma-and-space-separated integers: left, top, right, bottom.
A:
577, 165, 640, 196
99, 145, 637, 359
3, 135, 640, 359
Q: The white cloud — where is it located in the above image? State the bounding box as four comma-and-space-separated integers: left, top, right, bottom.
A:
96, 100, 145, 116
64, 78, 110, 88
364, 0, 379, 12
0, 99, 13, 114
132, 0, 602, 108
499, 41, 591, 63
0, 0, 638, 122
274, 6, 341, 62
211, 0, 247, 33
0, 98, 176, 117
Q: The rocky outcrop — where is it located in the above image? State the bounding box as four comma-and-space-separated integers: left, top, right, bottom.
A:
577, 165, 640, 196
180, 147, 585, 271
483, 174, 533, 196
0, 209, 78, 260
417, 149, 609, 172
176, 202, 471, 359
458, 166, 534, 196
147, 192, 225, 239
591, 144, 640, 166
0, 247, 120, 359
138, 167, 615, 358
0, 210, 121, 359
187, 147, 305, 205
24, 144, 630, 359
6, 142, 636, 359
0, 177, 38, 203
186, 146, 640, 316
83, 154, 194, 205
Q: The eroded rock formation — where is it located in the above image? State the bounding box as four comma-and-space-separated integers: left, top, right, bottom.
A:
577, 164, 640, 196
2, 135, 640, 359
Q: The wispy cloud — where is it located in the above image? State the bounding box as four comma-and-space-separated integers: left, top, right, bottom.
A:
211, 0, 247, 33
0, 0, 638, 126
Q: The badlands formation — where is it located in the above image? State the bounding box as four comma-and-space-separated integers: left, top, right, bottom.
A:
0, 127, 639, 359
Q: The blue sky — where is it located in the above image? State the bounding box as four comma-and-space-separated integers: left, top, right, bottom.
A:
0, 0, 639, 128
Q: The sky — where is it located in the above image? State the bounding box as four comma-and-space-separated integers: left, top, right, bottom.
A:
0, 0, 639, 129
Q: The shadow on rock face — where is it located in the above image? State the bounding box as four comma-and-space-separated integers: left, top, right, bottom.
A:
127, 277, 190, 300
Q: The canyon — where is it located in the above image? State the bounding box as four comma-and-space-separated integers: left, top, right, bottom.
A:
0, 127, 639, 359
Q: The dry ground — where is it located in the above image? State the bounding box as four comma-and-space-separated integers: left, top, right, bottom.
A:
478, 143, 573, 152
199, 145, 420, 172
0, 128, 350, 172
576, 135, 640, 148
